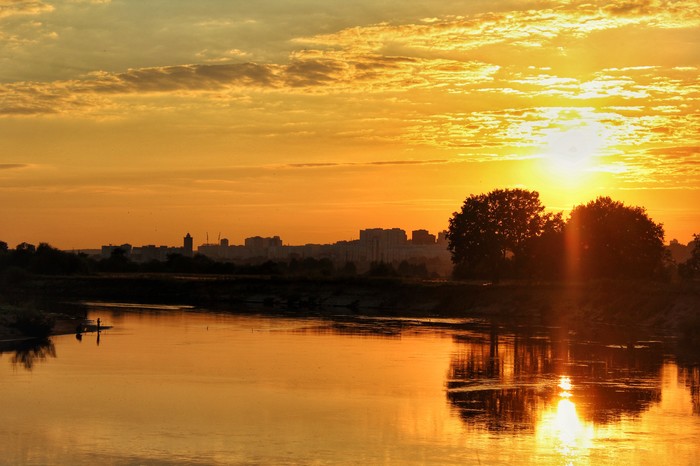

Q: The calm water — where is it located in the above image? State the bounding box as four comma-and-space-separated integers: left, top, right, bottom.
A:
1, 304, 699, 465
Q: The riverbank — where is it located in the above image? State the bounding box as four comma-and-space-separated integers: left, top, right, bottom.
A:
2, 274, 699, 335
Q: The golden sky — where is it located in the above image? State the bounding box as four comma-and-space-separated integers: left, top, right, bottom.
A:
1, 0, 698, 248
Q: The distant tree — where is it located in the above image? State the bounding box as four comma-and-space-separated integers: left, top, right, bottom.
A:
99, 247, 137, 273
0, 241, 8, 254
565, 197, 667, 279
446, 189, 557, 281
366, 261, 397, 277
30, 243, 88, 275
397, 260, 429, 278
7, 242, 36, 269
340, 261, 357, 277
678, 234, 700, 279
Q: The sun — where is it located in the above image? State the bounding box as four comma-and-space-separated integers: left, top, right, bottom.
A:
543, 126, 602, 175
534, 123, 610, 192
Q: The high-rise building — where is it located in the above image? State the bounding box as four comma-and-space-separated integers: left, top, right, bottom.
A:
184, 233, 193, 257
412, 229, 436, 245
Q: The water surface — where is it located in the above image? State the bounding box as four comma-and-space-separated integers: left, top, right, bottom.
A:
1, 305, 699, 465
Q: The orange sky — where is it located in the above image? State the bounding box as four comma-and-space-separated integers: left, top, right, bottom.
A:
1, 0, 698, 248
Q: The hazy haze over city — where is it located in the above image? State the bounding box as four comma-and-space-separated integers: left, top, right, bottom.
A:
1, 0, 698, 249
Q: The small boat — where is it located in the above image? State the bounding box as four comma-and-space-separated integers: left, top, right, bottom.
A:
76, 319, 112, 333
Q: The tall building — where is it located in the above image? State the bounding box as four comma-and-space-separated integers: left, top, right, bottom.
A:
412, 229, 436, 245
183, 233, 193, 258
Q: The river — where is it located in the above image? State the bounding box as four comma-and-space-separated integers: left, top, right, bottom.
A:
1, 303, 699, 465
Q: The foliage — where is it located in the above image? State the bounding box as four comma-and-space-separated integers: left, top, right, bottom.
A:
565, 197, 667, 279
678, 234, 700, 279
0, 242, 91, 277
446, 189, 557, 281
5, 305, 55, 338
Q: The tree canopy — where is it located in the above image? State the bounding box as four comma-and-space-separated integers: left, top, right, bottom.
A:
447, 191, 669, 281
565, 196, 667, 279
446, 188, 556, 281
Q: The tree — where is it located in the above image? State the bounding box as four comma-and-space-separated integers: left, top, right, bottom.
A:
446, 189, 556, 281
679, 234, 700, 279
519, 212, 566, 279
565, 197, 666, 279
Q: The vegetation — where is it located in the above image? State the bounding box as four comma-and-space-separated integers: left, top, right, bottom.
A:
566, 197, 668, 280
678, 234, 700, 279
0, 240, 437, 284
447, 190, 674, 281
446, 189, 562, 281
0, 304, 55, 338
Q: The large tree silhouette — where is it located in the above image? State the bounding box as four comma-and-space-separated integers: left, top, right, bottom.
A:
446, 189, 556, 281
565, 197, 667, 279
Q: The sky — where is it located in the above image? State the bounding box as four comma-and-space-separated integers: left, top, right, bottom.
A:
1, 0, 698, 249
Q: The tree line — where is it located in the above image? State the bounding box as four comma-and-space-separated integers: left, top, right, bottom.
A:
446, 188, 700, 282
0, 240, 432, 282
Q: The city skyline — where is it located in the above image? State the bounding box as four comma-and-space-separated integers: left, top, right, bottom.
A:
1, 1, 698, 249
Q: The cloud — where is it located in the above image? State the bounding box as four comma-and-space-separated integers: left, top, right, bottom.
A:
293, 2, 700, 54
645, 146, 700, 159
283, 159, 450, 169
0, 0, 53, 19
0, 55, 499, 115
0, 163, 28, 170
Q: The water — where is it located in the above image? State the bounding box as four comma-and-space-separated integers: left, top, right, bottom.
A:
1, 304, 699, 465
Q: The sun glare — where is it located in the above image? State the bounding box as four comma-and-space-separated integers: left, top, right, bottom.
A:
537, 376, 595, 464
542, 126, 602, 176
529, 119, 617, 197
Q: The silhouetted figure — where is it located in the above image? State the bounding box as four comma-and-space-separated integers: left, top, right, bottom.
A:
96, 332, 100, 346
97, 318, 101, 332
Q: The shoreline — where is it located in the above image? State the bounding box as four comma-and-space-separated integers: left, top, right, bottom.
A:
1, 274, 699, 361
2, 273, 699, 329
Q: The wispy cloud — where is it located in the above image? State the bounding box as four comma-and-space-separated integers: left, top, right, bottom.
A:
293, 2, 700, 53
0, 163, 28, 170
0, 56, 499, 115
0, 0, 53, 19
282, 159, 450, 169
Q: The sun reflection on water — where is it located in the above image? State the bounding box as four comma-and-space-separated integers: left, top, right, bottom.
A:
537, 376, 595, 465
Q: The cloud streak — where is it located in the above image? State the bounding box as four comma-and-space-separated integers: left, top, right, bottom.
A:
0, 0, 53, 19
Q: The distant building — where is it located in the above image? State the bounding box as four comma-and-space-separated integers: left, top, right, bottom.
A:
101, 244, 132, 259
183, 233, 193, 258
97, 228, 453, 275
412, 229, 436, 245
359, 228, 408, 262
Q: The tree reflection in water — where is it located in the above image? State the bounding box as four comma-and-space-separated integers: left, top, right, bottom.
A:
1, 338, 57, 371
446, 325, 666, 432
680, 366, 700, 415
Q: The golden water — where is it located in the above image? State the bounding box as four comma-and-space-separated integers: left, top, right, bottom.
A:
1, 307, 698, 465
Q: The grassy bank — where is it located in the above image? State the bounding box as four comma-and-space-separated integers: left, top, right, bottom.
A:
2, 274, 698, 335
0, 304, 56, 340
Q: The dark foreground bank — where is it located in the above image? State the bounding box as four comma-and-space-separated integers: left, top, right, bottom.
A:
2, 274, 699, 339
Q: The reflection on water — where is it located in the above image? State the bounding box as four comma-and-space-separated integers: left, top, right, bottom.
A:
447, 327, 665, 430
0, 338, 56, 370
1, 307, 699, 465
537, 377, 594, 466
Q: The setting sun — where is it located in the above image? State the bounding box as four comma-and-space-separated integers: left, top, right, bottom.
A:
542, 127, 603, 175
